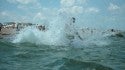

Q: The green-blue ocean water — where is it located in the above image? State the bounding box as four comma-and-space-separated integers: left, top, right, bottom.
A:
0, 36, 125, 70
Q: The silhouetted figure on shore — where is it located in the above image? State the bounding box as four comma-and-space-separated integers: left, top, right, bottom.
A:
38, 25, 46, 31
72, 17, 75, 23
0, 23, 3, 32
111, 29, 115, 32
42, 25, 45, 31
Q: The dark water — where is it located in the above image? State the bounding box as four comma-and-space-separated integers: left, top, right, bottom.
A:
0, 36, 125, 70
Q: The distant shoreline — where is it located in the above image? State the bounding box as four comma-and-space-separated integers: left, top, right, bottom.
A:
0, 26, 124, 40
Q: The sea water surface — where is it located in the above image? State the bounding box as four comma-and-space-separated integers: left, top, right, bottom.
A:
0, 34, 125, 70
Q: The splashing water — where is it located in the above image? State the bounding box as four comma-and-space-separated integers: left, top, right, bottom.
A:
12, 16, 110, 47
13, 18, 69, 46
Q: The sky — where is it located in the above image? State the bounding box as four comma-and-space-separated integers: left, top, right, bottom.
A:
0, 0, 125, 30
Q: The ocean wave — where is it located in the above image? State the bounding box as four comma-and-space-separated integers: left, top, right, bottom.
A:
44, 58, 113, 70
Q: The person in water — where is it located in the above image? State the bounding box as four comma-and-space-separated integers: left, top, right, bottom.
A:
72, 17, 83, 40
66, 17, 83, 41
